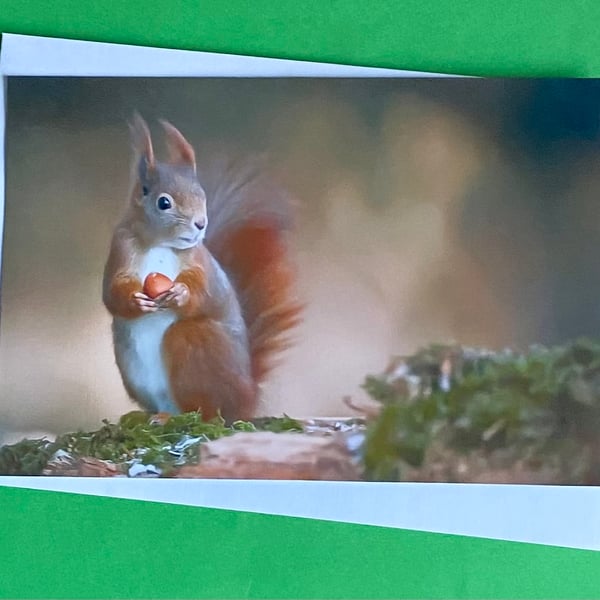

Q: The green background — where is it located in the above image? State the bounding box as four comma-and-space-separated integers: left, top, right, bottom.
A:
2, 1, 600, 598
1, 0, 600, 76
2, 486, 600, 599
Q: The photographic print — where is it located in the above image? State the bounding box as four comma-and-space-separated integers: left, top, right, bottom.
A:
2, 75, 600, 483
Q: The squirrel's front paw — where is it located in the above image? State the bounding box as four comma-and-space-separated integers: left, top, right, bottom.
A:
131, 292, 159, 313
155, 283, 190, 309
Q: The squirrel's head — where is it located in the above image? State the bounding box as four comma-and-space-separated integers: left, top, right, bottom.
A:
128, 113, 208, 250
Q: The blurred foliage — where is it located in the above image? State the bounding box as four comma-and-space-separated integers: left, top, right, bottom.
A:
0, 411, 304, 476
363, 338, 600, 482
0, 438, 57, 476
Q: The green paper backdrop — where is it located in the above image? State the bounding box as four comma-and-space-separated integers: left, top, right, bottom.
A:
1, 0, 600, 76
3, 486, 600, 600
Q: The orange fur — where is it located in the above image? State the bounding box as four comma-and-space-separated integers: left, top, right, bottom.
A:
163, 319, 257, 420
106, 277, 144, 319
102, 229, 145, 319
210, 225, 303, 382
173, 267, 208, 319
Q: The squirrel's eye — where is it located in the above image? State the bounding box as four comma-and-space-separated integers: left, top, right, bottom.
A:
157, 195, 172, 210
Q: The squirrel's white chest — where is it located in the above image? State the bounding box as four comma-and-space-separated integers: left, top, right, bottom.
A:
113, 247, 183, 413
137, 247, 182, 282
113, 311, 179, 413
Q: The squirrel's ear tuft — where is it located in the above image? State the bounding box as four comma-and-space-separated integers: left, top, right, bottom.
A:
129, 112, 155, 171
160, 119, 196, 173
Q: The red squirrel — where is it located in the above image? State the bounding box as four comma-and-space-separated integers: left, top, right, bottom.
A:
102, 114, 302, 421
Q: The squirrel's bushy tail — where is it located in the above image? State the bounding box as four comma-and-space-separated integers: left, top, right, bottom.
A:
199, 150, 303, 383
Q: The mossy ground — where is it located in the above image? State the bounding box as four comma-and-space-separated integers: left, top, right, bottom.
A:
2, 338, 600, 482
0, 412, 304, 476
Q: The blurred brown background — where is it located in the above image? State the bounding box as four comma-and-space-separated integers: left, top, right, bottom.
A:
1, 77, 600, 442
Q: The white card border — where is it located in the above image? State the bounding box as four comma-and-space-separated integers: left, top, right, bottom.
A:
2, 477, 600, 551
0, 33, 454, 77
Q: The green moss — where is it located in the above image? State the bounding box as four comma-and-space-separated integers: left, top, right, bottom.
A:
0, 438, 56, 475
0, 411, 304, 476
362, 338, 600, 482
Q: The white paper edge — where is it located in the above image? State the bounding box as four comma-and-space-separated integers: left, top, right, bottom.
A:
0, 33, 459, 78
1, 34, 595, 556
1, 477, 599, 552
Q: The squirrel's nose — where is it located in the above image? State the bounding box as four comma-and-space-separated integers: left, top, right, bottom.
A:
194, 219, 206, 231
